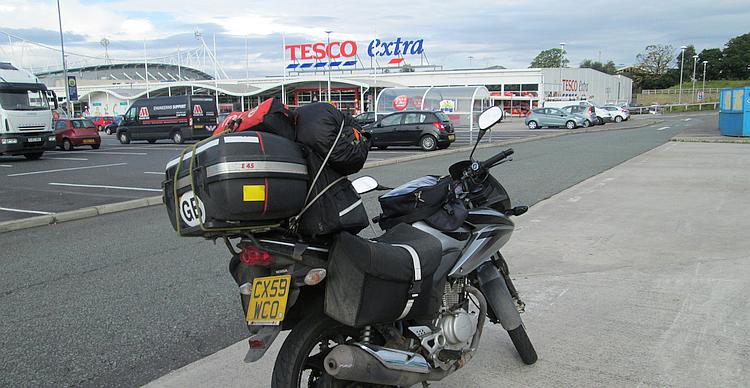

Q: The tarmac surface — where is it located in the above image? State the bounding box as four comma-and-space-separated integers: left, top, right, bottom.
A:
0, 112, 729, 387
146, 140, 750, 388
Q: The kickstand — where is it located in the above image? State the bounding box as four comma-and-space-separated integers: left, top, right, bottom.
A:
421, 382, 431, 388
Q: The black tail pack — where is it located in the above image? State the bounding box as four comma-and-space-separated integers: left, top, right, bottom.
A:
377, 175, 467, 231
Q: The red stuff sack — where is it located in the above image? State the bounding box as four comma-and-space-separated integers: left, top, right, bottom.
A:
215, 98, 295, 140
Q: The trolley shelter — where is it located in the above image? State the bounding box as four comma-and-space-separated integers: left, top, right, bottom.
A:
719, 86, 750, 137
375, 86, 492, 140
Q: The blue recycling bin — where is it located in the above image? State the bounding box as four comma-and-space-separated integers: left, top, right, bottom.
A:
719, 86, 750, 137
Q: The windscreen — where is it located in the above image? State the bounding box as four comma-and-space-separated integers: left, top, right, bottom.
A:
0, 89, 50, 111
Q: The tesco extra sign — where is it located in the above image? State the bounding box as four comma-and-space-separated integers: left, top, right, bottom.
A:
286, 37, 424, 66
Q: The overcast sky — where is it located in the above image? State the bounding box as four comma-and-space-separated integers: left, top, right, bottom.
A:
0, 0, 747, 77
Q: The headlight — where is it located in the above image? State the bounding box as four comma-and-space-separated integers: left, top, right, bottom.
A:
1, 138, 18, 145
48, 136, 56, 142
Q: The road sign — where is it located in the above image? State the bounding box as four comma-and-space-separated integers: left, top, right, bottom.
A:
67, 76, 78, 102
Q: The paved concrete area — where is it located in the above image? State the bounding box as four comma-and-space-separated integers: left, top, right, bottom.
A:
0, 118, 704, 387
669, 112, 750, 143
146, 141, 750, 387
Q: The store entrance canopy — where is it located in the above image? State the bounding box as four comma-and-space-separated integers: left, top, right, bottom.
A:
375, 86, 492, 136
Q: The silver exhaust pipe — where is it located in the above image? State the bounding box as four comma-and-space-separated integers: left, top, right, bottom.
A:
324, 343, 430, 387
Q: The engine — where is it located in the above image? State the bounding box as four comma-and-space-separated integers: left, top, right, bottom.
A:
408, 281, 484, 369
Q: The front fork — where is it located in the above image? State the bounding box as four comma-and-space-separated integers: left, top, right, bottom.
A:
492, 252, 525, 313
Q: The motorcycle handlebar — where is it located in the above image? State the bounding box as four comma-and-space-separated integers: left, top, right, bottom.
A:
481, 148, 514, 169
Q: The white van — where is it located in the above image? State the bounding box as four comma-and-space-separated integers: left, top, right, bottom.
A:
0, 62, 58, 159
543, 100, 612, 125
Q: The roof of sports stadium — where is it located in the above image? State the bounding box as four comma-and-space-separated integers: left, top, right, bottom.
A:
35, 63, 213, 87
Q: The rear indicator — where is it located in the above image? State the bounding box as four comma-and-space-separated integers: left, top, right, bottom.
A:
240, 245, 274, 266
304, 268, 327, 286
432, 122, 446, 132
188, 117, 193, 126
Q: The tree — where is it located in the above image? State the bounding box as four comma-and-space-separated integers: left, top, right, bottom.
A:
675, 44, 697, 69
697, 48, 723, 80
636, 44, 674, 76
722, 32, 750, 79
530, 48, 568, 68
580, 59, 618, 74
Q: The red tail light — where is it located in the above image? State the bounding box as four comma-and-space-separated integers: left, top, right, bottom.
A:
588, 107, 594, 115
240, 246, 274, 266
432, 121, 446, 132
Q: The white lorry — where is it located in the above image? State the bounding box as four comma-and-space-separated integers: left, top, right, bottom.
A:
0, 62, 58, 160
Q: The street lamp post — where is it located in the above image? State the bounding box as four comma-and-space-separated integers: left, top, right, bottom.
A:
325, 30, 332, 102
55, 0, 71, 115
691, 54, 699, 102
559, 42, 565, 95
678, 45, 687, 104
702, 60, 708, 97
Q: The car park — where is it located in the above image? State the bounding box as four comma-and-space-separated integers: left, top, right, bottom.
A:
116, 95, 217, 144
561, 105, 597, 127
525, 108, 585, 129
602, 105, 630, 122
54, 118, 101, 150
363, 110, 455, 151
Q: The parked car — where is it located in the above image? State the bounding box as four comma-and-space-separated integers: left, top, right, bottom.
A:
91, 116, 115, 131
525, 108, 585, 129
354, 111, 379, 126
103, 116, 122, 135
543, 100, 611, 124
54, 118, 101, 150
561, 105, 597, 127
603, 105, 630, 122
363, 111, 455, 151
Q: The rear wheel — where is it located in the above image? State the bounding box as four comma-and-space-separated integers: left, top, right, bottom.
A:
62, 138, 74, 151
24, 152, 43, 160
171, 130, 184, 144
565, 120, 576, 129
119, 132, 131, 144
271, 313, 382, 388
91, 144, 100, 150
377, 145, 388, 150
583, 119, 591, 128
614, 115, 623, 123
105, 127, 113, 135
527, 121, 538, 130
420, 135, 437, 151
147, 139, 157, 144
597, 117, 605, 125
508, 324, 538, 365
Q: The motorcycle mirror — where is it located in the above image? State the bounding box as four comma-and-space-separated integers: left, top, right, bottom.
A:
352, 176, 379, 195
477, 106, 504, 131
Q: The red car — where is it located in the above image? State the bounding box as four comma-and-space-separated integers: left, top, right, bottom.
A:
91, 116, 115, 131
54, 119, 101, 151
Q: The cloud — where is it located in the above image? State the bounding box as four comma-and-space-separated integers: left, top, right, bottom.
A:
0, 0, 748, 76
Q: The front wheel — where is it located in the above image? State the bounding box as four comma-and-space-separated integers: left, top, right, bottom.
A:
508, 324, 538, 365
272, 313, 374, 388
24, 152, 43, 160
565, 120, 576, 130
62, 138, 74, 151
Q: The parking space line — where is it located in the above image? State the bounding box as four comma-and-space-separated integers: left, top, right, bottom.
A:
8, 163, 127, 177
0, 164, 12, 168
48, 182, 162, 192
43, 157, 89, 161
0, 207, 53, 215
144, 171, 163, 175
48, 151, 148, 155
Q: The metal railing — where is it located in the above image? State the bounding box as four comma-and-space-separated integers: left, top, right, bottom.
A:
641, 88, 720, 95
628, 102, 719, 114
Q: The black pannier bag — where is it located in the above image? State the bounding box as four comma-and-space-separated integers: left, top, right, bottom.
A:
163, 131, 308, 237
295, 102, 368, 176
294, 149, 369, 238
378, 175, 468, 232
325, 223, 443, 327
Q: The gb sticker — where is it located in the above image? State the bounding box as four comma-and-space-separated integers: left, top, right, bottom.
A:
179, 191, 206, 227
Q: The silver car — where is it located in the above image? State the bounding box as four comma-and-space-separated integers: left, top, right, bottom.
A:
561, 105, 597, 127
525, 107, 585, 129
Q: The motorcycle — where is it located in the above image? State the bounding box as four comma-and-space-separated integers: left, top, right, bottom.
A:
226, 106, 536, 387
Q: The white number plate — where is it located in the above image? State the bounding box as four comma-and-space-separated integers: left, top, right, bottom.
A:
28, 137, 42, 142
